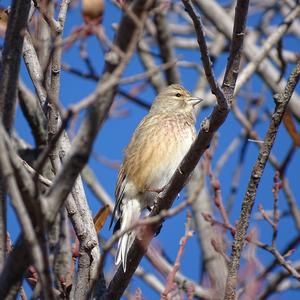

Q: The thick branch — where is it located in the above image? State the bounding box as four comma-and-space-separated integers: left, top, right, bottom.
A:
0, 0, 31, 274
182, 0, 227, 108
0, 0, 31, 132
188, 166, 227, 299
153, 11, 180, 84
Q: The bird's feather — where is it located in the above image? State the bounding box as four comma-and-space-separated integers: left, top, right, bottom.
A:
110, 166, 126, 229
115, 198, 141, 272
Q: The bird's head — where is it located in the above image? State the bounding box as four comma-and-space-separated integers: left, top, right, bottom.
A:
150, 84, 203, 114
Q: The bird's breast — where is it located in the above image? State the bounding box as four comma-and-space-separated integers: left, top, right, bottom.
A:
125, 114, 196, 192
149, 118, 195, 188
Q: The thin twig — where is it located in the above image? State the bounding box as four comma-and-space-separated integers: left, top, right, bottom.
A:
161, 211, 193, 299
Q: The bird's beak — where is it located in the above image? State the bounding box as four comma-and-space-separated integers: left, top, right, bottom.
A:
188, 96, 204, 107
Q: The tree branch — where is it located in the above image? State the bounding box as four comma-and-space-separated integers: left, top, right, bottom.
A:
0, 0, 31, 274
224, 59, 300, 300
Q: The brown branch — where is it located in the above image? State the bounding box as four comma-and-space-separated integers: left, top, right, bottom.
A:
230, 95, 300, 233
60, 65, 152, 110
203, 203, 300, 285
258, 261, 300, 299
51, 26, 103, 297
0, 0, 31, 132
134, 266, 165, 294
118, 60, 177, 84
117, 88, 151, 110
18, 81, 47, 146
224, 59, 300, 300
23, 4, 98, 296
147, 245, 210, 299
188, 165, 227, 298
252, 239, 300, 281
0, 0, 31, 272
153, 11, 180, 84
235, 4, 300, 96
271, 171, 281, 248
22, 33, 48, 109
182, 0, 227, 109
82, 166, 115, 210
34, 0, 60, 33
240, 234, 300, 299
137, 40, 166, 93
221, 0, 249, 102
161, 211, 193, 299
0, 126, 55, 300
258, 204, 275, 228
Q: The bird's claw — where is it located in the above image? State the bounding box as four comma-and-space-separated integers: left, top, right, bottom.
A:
178, 167, 183, 174
147, 186, 165, 194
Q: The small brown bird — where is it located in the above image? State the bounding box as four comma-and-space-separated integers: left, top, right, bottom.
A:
111, 84, 203, 272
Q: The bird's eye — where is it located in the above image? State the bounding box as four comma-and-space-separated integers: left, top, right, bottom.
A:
175, 93, 182, 97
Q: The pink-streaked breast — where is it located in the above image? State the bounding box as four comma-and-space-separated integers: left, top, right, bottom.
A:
123, 112, 196, 192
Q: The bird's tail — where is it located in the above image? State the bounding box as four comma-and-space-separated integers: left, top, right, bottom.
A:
115, 198, 141, 272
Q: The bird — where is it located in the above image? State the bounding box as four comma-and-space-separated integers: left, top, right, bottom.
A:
110, 84, 203, 272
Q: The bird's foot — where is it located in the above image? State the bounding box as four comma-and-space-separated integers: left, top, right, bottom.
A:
178, 166, 183, 174
146, 186, 165, 194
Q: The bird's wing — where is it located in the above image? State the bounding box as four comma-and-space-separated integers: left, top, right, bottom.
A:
110, 114, 158, 229
109, 165, 126, 229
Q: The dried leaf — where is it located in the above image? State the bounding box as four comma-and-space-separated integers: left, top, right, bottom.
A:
283, 110, 300, 146
93, 205, 110, 233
